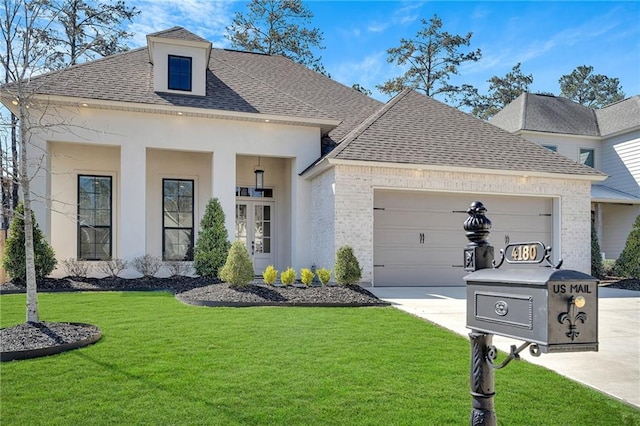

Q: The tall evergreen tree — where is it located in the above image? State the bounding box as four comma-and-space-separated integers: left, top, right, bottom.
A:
559, 65, 625, 108
193, 198, 231, 278
226, 0, 327, 75
378, 14, 481, 103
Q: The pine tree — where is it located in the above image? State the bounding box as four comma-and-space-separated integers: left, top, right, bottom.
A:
334, 245, 362, 286
193, 198, 231, 278
615, 215, 640, 278
2, 203, 56, 282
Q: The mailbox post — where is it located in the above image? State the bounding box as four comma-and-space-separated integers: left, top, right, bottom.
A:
462, 202, 598, 426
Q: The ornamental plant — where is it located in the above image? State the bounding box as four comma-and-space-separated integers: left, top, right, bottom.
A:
219, 241, 254, 287
3, 202, 57, 282
280, 267, 296, 286
615, 215, 640, 278
591, 223, 604, 278
300, 268, 315, 286
334, 245, 361, 286
193, 198, 231, 278
263, 265, 278, 285
316, 268, 332, 285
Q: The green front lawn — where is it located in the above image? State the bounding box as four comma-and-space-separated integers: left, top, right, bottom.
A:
1, 292, 638, 425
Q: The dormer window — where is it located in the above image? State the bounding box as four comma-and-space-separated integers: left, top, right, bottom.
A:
168, 55, 192, 91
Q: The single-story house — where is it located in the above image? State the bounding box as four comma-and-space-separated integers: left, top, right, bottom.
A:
491, 93, 640, 261
1, 27, 606, 286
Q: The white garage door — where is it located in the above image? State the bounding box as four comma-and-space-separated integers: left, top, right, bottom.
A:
373, 191, 553, 286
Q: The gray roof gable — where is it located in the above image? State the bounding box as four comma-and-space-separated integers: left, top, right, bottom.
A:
330, 89, 603, 177
491, 92, 640, 137
490, 93, 600, 136
595, 95, 640, 136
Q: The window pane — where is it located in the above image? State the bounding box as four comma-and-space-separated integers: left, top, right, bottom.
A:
263, 206, 271, 221
263, 222, 270, 237
178, 212, 193, 228
164, 211, 179, 227
178, 196, 192, 212
263, 238, 271, 254
164, 229, 193, 260
78, 175, 112, 260
164, 180, 179, 196
580, 149, 594, 167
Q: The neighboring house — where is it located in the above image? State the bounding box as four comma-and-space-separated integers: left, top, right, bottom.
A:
0, 27, 605, 286
491, 93, 640, 261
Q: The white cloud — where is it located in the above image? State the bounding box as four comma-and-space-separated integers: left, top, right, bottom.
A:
127, 0, 235, 48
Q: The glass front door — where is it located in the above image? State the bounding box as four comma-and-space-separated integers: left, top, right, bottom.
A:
235, 201, 274, 275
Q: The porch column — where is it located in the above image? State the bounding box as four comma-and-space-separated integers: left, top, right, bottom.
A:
290, 158, 312, 269
212, 149, 236, 240
120, 144, 147, 260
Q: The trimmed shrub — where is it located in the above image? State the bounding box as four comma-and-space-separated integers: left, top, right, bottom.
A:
591, 223, 604, 278
96, 259, 128, 277
2, 202, 56, 282
300, 268, 315, 286
61, 258, 92, 277
131, 254, 162, 277
602, 259, 616, 278
334, 245, 361, 286
165, 261, 192, 277
193, 198, 231, 278
219, 241, 254, 287
263, 265, 278, 286
280, 267, 296, 286
615, 215, 640, 278
316, 268, 332, 285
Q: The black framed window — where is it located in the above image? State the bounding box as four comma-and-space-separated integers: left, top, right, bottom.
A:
78, 175, 112, 260
163, 179, 194, 261
168, 55, 192, 91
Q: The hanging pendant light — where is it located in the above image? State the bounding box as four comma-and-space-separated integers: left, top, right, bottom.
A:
255, 156, 264, 191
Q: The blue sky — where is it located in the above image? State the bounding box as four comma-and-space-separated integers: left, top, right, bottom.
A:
126, 1, 640, 103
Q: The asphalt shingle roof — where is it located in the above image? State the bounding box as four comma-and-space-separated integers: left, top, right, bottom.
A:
18, 27, 382, 141
490, 92, 640, 137
329, 89, 603, 177
595, 95, 640, 136
10, 27, 605, 178
490, 93, 600, 136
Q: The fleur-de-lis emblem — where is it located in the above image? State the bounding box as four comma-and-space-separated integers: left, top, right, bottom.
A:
558, 296, 588, 341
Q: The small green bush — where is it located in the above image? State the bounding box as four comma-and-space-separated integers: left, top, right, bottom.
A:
615, 215, 640, 278
263, 265, 278, 285
591, 223, 604, 278
316, 268, 332, 285
602, 259, 616, 278
193, 198, 231, 278
219, 241, 254, 287
334, 245, 361, 286
2, 202, 56, 282
280, 267, 296, 286
300, 268, 315, 286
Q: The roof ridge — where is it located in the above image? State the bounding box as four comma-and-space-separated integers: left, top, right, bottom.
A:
327, 88, 413, 159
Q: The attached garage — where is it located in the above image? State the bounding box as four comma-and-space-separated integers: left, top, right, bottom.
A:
373, 190, 554, 286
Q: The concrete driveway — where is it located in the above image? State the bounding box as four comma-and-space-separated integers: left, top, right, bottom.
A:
368, 286, 640, 408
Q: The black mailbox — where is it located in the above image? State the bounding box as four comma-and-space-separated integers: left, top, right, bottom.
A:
464, 267, 598, 353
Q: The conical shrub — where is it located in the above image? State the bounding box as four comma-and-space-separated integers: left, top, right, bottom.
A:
193, 198, 231, 278
334, 245, 361, 286
615, 215, 640, 278
219, 241, 254, 287
2, 202, 57, 282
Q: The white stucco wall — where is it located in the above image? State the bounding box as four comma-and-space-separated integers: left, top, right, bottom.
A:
28, 104, 320, 275
311, 164, 593, 284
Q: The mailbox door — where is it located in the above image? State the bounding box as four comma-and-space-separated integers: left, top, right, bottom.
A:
547, 279, 598, 352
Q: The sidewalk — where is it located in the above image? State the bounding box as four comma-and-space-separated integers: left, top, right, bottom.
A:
368, 286, 640, 408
